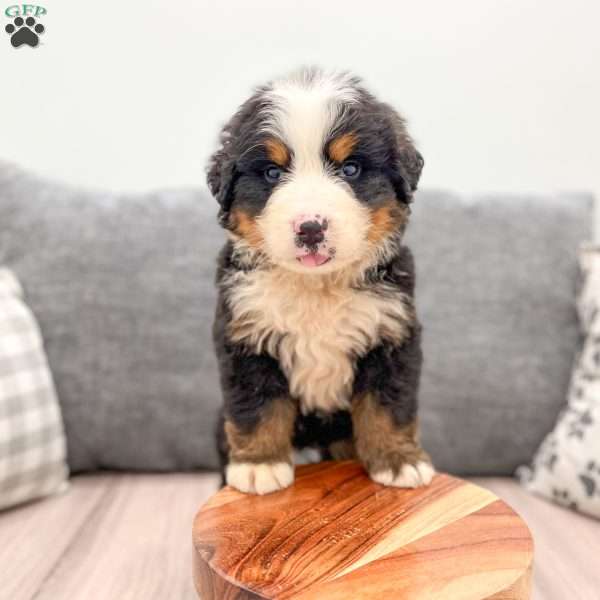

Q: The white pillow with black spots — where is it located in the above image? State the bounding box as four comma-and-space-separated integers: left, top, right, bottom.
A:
518, 245, 600, 519
0, 268, 69, 511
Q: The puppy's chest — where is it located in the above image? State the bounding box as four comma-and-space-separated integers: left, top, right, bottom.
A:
226, 269, 411, 413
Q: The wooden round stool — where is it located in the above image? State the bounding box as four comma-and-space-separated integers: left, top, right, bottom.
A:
192, 461, 533, 599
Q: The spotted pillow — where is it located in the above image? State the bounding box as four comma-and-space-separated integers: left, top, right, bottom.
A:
518, 245, 600, 519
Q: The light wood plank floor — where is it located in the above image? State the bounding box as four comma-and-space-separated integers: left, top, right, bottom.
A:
1, 473, 598, 599
0, 472, 220, 600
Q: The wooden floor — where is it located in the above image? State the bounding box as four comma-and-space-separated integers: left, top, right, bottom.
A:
1, 473, 599, 600
0, 472, 220, 600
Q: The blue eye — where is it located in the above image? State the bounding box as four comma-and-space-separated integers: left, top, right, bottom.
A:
340, 161, 361, 179
264, 165, 283, 183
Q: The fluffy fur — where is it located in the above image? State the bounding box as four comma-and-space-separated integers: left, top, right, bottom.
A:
208, 67, 433, 494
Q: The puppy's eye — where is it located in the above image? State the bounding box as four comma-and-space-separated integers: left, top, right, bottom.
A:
264, 165, 283, 184
340, 161, 361, 179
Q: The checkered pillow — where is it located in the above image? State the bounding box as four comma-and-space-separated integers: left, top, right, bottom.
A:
0, 268, 68, 510
518, 245, 600, 520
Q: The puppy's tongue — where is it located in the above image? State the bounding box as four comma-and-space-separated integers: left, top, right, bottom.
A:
298, 253, 329, 267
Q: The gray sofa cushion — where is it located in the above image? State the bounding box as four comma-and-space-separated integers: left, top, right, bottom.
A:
405, 192, 592, 474
0, 162, 223, 472
0, 160, 592, 474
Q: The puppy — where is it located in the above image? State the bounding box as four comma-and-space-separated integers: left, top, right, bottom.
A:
207, 67, 433, 494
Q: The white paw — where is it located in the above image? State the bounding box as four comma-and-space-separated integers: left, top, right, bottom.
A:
292, 447, 322, 465
226, 461, 294, 495
370, 460, 435, 488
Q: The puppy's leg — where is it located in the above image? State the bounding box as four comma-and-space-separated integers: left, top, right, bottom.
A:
352, 393, 433, 487
352, 331, 434, 488
225, 398, 296, 495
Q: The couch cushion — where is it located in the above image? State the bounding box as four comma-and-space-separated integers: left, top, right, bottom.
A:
405, 191, 592, 474
0, 162, 224, 472
0, 161, 592, 473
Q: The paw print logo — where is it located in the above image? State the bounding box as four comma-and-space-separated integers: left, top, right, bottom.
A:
5, 16, 45, 48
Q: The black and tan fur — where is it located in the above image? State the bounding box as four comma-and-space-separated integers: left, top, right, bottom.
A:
208, 68, 433, 494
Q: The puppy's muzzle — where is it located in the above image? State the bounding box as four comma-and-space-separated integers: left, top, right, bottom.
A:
296, 218, 325, 246
292, 214, 334, 267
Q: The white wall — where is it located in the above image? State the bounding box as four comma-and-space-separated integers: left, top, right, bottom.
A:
1, 0, 598, 232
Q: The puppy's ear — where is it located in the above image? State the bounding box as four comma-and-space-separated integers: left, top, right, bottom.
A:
206, 89, 268, 226
206, 133, 238, 227
399, 146, 424, 195
387, 108, 424, 204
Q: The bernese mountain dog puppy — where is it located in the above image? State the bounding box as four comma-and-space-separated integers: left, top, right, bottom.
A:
207, 67, 434, 494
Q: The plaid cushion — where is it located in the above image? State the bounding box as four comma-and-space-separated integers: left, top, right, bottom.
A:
0, 268, 68, 510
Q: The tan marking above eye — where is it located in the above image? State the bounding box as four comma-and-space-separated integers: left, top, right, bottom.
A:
328, 132, 358, 163
264, 138, 290, 167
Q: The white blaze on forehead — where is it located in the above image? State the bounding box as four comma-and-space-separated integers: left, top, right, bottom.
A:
255, 68, 372, 275
261, 69, 360, 171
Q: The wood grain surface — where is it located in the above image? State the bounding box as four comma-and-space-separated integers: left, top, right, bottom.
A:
3, 472, 599, 599
192, 461, 534, 600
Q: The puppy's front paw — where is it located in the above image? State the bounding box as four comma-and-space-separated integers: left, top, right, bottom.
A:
226, 461, 294, 495
370, 460, 435, 489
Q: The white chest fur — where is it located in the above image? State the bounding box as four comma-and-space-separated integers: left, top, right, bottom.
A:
226, 268, 412, 414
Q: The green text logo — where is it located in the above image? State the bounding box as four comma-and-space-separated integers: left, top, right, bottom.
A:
5, 4, 46, 17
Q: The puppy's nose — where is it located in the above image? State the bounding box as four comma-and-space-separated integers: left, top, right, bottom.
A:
297, 220, 324, 246
293, 215, 328, 246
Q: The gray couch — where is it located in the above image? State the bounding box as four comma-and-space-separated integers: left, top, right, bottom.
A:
1, 161, 599, 599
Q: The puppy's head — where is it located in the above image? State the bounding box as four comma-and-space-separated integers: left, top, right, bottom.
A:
207, 68, 423, 274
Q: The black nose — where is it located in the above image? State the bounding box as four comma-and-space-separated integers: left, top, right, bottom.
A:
297, 220, 324, 246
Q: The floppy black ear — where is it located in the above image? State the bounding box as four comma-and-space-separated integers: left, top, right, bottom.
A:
206, 88, 272, 227
206, 134, 238, 227
394, 138, 424, 204
386, 107, 424, 204
400, 147, 424, 194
